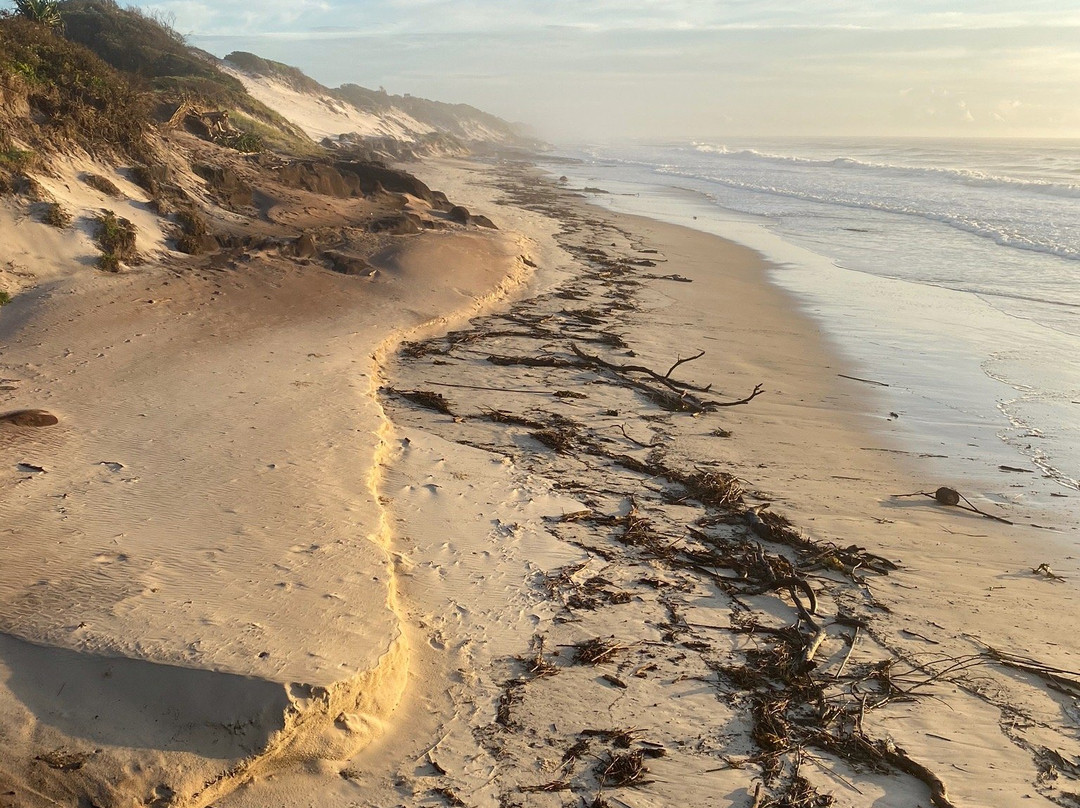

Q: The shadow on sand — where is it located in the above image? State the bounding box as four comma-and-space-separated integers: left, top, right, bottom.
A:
0, 632, 290, 758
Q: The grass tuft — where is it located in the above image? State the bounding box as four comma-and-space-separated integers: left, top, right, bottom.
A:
0, 147, 37, 171
42, 202, 71, 227
218, 131, 263, 153
85, 173, 123, 197
94, 209, 138, 271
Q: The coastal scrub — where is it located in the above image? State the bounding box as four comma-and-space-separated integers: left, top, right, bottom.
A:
94, 209, 137, 271
42, 201, 71, 227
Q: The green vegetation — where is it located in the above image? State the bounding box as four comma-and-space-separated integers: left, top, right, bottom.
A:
155, 74, 309, 152
85, 172, 122, 196
59, 0, 210, 82
0, 14, 149, 158
0, 290, 11, 306
225, 49, 519, 143
42, 201, 71, 227
0, 144, 39, 194
13, 0, 61, 28
230, 110, 320, 156
224, 51, 323, 95
0, 146, 37, 171
0, 1, 314, 163
218, 130, 262, 153
335, 82, 517, 140
57, 2, 312, 152
94, 209, 137, 271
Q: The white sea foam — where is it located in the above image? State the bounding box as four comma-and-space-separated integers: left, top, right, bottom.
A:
552, 137, 1080, 525
690, 141, 1080, 199
581, 139, 1080, 319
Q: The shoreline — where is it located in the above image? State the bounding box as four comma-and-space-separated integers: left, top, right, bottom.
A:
543, 158, 1080, 535
1, 154, 1078, 807
378, 159, 1080, 806
221, 157, 1080, 806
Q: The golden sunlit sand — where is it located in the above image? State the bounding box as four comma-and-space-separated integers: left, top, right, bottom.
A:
3, 145, 1078, 807
1, 8, 1078, 806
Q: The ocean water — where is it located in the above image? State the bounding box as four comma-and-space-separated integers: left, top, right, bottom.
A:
544, 138, 1080, 532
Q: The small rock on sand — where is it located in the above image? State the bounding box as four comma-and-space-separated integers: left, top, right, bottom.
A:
0, 409, 59, 427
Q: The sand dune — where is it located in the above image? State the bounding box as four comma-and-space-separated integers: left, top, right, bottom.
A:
220, 63, 435, 144
0, 184, 534, 803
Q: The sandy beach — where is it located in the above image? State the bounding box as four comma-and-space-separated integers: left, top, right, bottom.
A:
359, 160, 1080, 808
2, 154, 1079, 808
0, 150, 533, 804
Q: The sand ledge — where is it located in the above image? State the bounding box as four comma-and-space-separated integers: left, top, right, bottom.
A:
246, 157, 1080, 808
0, 216, 535, 804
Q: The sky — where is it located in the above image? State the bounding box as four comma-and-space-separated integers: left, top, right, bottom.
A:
106, 1, 1080, 140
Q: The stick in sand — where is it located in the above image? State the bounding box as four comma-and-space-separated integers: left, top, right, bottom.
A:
893, 486, 1014, 525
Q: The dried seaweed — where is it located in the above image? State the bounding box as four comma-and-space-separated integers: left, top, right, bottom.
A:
596, 751, 650, 787
385, 166, 981, 808
383, 387, 454, 415
572, 638, 633, 665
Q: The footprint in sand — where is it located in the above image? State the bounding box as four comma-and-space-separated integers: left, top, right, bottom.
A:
93, 552, 130, 564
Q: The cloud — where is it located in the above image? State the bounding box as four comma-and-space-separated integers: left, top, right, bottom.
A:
135, 0, 1080, 38
121, 1, 1080, 139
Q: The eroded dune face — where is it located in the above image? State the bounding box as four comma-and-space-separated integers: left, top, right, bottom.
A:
0, 218, 527, 805
0, 270, 405, 804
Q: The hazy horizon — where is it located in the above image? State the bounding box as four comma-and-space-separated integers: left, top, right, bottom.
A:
64, 1, 1080, 141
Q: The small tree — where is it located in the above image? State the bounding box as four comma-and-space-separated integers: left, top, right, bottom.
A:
14, 0, 62, 28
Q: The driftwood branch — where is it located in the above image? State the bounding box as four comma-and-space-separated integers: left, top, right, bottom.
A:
1031, 562, 1067, 581
893, 487, 1014, 525
571, 343, 712, 393
985, 647, 1080, 698
616, 423, 657, 449
801, 626, 829, 667
834, 625, 860, 679
838, 373, 890, 387
486, 354, 575, 368
749, 782, 764, 808
880, 744, 956, 808
665, 350, 706, 380
744, 576, 818, 616
430, 381, 556, 395
710, 382, 765, 408
570, 343, 764, 412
